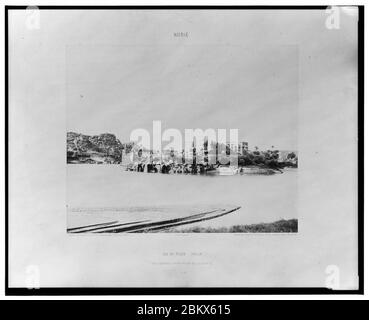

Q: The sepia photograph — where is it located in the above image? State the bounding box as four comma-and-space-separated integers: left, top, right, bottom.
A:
6, 5, 362, 292
66, 42, 299, 234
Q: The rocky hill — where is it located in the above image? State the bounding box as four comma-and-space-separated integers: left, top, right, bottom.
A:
67, 132, 132, 164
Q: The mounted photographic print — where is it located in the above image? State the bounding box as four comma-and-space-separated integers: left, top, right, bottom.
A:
6, 6, 362, 293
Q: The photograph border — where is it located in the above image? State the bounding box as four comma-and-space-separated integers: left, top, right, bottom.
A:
4, 5, 364, 296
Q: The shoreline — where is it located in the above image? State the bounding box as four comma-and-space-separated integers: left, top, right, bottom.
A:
163, 219, 298, 233
67, 163, 297, 175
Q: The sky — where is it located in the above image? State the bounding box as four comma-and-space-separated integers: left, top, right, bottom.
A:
66, 42, 298, 150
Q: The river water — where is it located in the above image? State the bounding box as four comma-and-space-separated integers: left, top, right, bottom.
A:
67, 165, 298, 229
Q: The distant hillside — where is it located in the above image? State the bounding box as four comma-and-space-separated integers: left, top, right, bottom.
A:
67, 132, 133, 164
